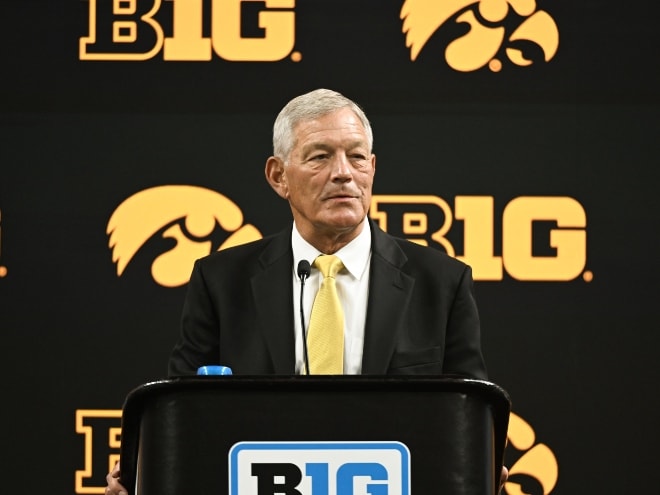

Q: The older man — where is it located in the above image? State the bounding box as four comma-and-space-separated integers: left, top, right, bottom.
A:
106, 89, 497, 494
168, 88, 486, 377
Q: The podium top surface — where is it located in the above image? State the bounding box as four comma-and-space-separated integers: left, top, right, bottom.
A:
124, 375, 510, 405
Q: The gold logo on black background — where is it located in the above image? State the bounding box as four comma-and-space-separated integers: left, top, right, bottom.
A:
107, 185, 261, 287
505, 412, 559, 494
401, 0, 559, 71
80, 0, 297, 61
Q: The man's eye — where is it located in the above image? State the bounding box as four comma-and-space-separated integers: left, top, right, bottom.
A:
350, 154, 368, 164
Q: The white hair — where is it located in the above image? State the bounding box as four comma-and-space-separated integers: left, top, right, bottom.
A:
272, 88, 373, 162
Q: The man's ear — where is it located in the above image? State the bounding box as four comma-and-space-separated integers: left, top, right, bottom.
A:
265, 156, 289, 199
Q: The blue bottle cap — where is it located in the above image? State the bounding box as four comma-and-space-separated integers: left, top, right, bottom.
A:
197, 365, 233, 376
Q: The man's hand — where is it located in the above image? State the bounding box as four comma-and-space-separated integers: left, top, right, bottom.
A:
499, 465, 509, 493
105, 461, 128, 495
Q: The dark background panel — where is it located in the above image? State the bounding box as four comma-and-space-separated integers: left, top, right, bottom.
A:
4, 0, 659, 113
1, 1, 659, 494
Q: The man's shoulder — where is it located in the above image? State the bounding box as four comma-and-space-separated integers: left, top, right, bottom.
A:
196, 228, 290, 271
395, 236, 467, 273
372, 222, 468, 273
394, 236, 460, 261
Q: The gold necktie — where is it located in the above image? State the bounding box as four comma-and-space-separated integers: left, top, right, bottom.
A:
307, 255, 344, 374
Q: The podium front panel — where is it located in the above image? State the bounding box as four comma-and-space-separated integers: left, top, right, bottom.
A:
120, 377, 510, 495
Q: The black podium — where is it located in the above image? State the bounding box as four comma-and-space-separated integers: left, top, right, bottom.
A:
119, 376, 510, 495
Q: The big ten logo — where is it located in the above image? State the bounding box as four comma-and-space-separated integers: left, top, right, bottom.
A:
0, 208, 6, 278
80, 0, 298, 62
230, 442, 410, 495
370, 195, 590, 282
75, 410, 123, 494
400, 0, 559, 72
107, 185, 261, 287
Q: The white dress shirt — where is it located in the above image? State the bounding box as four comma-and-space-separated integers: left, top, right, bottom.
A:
291, 219, 372, 374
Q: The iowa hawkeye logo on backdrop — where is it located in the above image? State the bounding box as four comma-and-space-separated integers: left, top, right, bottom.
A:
107, 185, 261, 287
401, 0, 559, 71
107, 185, 589, 286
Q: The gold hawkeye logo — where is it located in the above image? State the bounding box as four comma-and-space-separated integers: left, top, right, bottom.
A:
505, 412, 559, 494
401, 0, 559, 71
107, 185, 261, 287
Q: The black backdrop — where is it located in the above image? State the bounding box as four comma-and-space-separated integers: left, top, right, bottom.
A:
1, 1, 658, 493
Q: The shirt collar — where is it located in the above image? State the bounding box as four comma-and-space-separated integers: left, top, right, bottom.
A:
291, 219, 372, 280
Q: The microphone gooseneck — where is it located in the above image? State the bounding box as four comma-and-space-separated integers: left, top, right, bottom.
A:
297, 260, 312, 375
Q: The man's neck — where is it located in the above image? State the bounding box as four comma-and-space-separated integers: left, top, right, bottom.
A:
295, 219, 367, 254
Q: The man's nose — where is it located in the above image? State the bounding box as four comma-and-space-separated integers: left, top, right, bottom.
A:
330, 153, 352, 180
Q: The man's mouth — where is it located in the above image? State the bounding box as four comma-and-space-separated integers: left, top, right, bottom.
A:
324, 192, 357, 200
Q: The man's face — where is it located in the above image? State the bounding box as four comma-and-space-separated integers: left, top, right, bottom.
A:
272, 107, 376, 244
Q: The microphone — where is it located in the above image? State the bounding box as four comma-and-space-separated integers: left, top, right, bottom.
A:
297, 260, 311, 375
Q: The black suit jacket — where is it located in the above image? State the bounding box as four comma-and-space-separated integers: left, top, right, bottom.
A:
169, 221, 487, 379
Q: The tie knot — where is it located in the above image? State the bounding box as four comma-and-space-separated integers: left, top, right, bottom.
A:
314, 255, 344, 279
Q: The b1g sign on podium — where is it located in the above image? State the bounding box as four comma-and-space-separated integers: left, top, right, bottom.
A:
119, 377, 510, 495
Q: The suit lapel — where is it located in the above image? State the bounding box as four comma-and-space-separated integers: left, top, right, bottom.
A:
361, 222, 415, 374
248, 222, 415, 375
250, 228, 296, 374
